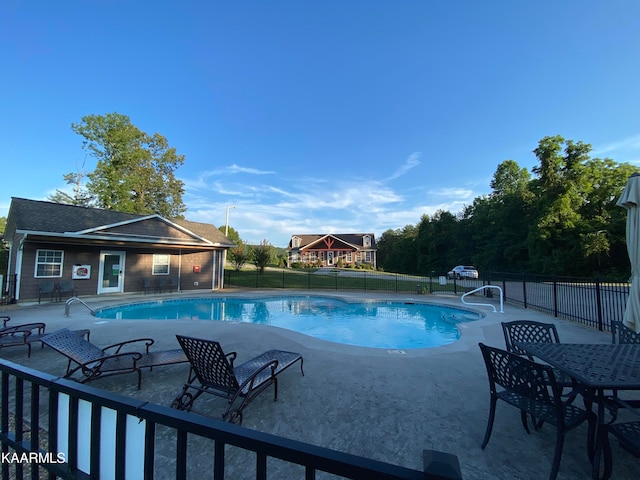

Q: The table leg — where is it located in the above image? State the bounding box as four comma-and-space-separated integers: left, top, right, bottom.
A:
591, 388, 613, 480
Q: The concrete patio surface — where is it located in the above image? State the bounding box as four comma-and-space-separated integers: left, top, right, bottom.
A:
1, 289, 639, 479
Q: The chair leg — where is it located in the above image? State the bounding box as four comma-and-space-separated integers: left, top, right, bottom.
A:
520, 410, 531, 434
549, 429, 565, 480
481, 396, 498, 449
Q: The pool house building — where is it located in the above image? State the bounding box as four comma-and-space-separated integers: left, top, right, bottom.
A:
2, 198, 235, 303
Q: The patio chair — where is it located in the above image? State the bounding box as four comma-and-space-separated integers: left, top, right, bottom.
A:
611, 320, 640, 345
608, 320, 640, 419
478, 343, 595, 480
606, 397, 640, 459
171, 335, 304, 424
140, 278, 151, 294
41, 329, 188, 389
502, 320, 578, 432
38, 281, 56, 304
57, 280, 77, 301
155, 277, 167, 293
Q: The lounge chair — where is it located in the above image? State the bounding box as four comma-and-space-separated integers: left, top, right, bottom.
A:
479, 343, 595, 480
0, 323, 46, 357
0, 319, 89, 357
41, 329, 188, 389
171, 335, 304, 424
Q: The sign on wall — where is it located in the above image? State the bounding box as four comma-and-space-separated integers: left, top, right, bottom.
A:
72, 265, 91, 280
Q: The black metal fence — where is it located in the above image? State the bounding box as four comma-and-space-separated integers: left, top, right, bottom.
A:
481, 272, 630, 333
225, 269, 630, 333
0, 359, 462, 480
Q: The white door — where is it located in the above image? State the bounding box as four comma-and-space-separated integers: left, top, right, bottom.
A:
98, 251, 126, 294
327, 251, 334, 266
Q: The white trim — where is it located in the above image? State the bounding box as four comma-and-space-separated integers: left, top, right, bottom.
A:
14, 229, 222, 247
97, 251, 126, 294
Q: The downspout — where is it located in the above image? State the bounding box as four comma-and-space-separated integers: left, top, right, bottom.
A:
15, 234, 26, 301
178, 249, 182, 291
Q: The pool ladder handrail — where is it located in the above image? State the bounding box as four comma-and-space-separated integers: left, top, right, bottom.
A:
65, 297, 96, 317
461, 285, 504, 313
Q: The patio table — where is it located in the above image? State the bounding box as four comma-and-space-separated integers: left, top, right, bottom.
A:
518, 343, 640, 480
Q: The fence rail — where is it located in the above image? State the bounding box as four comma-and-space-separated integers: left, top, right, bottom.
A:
0, 359, 461, 480
225, 268, 630, 332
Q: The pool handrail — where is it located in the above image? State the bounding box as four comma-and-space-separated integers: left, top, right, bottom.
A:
64, 296, 96, 316
461, 286, 504, 313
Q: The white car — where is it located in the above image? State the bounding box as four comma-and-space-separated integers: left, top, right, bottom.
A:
447, 265, 479, 280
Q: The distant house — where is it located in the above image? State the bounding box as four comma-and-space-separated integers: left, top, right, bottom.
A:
3, 198, 235, 302
286, 233, 377, 268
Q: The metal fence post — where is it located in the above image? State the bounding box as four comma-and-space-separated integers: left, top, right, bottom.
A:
553, 276, 558, 317
595, 278, 604, 331
522, 274, 527, 309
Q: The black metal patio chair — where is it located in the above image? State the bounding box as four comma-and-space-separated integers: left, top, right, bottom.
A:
38, 281, 56, 304
611, 320, 640, 345
171, 335, 304, 424
41, 329, 188, 389
479, 343, 595, 480
501, 320, 578, 430
57, 280, 77, 302
608, 320, 640, 421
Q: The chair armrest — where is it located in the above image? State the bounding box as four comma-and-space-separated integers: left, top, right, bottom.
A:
14, 323, 46, 335
0, 316, 9, 328
226, 351, 238, 368
78, 351, 143, 372
102, 338, 155, 355
0, 328, 31, 343
236, 359, 279, 393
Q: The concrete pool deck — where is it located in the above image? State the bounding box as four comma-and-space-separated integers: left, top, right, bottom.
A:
1, 289, 639, 479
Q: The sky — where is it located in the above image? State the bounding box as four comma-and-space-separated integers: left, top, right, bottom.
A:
1, 1, 639, 247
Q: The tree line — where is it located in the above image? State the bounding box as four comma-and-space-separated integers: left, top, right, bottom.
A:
377, 135, 637, 280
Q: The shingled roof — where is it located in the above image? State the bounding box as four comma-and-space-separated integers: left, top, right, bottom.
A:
6, 197, 232, 246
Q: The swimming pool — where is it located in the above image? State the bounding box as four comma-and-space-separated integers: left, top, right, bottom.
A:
95, 296, 483, 349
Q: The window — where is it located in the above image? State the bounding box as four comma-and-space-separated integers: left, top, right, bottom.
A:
365, 251, 372, 262
35, 250, 63, 278
153, 254, 170, 275
346, 252, 352, 262
292, 236, 301, 248
363, 235, 371, 247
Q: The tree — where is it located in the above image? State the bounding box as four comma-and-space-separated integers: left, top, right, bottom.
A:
48, 169, 95, 206
228, 244, 250, 271
218, 226, 241, 244
251, 240, 273, 273
71, 113, 186, 218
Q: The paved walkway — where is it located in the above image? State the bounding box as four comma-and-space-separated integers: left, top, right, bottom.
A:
1, 290, 638, 479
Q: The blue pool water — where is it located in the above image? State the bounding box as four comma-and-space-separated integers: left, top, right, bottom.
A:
95, 296, 483, 349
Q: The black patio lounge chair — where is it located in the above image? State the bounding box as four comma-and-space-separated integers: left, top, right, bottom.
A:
41, 329, 188, 389
171, 335, 304, 424
479, 343, 595, 480
0, 321, 87, 357
0, 323, 46, 357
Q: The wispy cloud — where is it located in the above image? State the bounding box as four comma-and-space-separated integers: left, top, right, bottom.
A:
386, 152, 421, 181
593, 134, 640, 161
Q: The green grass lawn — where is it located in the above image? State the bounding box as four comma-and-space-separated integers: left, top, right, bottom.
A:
224, 267, 465, 294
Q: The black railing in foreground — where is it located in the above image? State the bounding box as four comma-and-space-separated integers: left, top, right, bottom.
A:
0, 359, 462, 480
225, 268, 630, 333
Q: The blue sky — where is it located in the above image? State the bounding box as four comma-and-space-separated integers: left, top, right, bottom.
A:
1, 1, 639, 247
